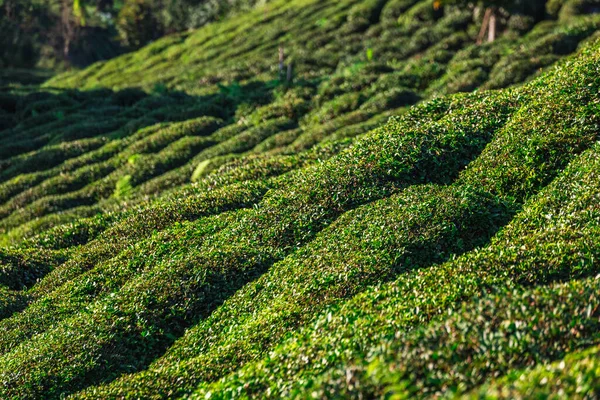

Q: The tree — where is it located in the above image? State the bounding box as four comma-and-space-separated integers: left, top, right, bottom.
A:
0, 0, 122, 67
117, 0, 160, 48
443, 0, 547, 43
0, 0, 275, 68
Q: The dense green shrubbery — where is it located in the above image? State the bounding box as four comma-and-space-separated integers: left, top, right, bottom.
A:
1, 0, 600, 398
469, 342, 600, 398
190, 134, 600, 399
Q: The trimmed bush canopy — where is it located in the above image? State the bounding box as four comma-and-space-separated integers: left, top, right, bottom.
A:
0, 0, 599, 398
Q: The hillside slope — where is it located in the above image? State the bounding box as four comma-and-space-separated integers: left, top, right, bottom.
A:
0, 0, 599, 398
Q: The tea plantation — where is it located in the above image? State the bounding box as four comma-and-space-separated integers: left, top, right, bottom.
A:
0, 0, 599, 398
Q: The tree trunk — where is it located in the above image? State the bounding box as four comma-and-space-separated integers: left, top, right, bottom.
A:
279, 46, 285, 78
476, 8, 492, 44
488, 7, 497, 42
476, 7, 498, 44
61, 0, 76, 59
286, 62, 294, 84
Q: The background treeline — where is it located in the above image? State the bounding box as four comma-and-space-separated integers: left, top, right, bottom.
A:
2, 0, 597, 71
0, 0, 271, 69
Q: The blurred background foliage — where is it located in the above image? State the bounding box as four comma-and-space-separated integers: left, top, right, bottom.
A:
0, 0, 272, 70
1, 0, 598, 71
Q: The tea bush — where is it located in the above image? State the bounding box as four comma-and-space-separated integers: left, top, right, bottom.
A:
1, 0, 599, 398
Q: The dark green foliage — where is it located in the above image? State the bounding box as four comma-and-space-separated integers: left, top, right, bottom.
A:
310, 277, 600, 398
469, 343, 600, 398
190, 129, 600, 399
0, 248, 67, 290
1, 1, 600, 399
